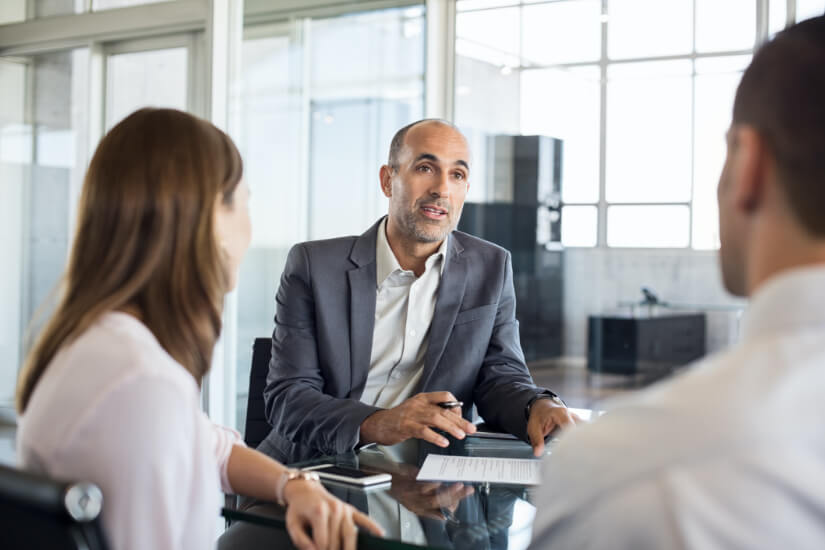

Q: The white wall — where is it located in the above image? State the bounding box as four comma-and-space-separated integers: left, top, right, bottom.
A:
561, 247, 745, 358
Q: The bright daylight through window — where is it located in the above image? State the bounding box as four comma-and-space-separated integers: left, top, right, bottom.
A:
452, 0, 819, 249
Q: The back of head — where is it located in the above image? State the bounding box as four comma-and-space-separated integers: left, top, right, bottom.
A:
733, 15, 825, 236
16, 108, 243, 412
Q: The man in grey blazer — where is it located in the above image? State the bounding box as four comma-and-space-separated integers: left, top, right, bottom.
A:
259, 119, 579, 465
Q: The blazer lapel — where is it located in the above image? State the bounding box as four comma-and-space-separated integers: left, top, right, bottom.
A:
347, 218, 382, 397
419, 234, 466, 390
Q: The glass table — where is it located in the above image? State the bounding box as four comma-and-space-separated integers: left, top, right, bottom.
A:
219, 436, 544, 550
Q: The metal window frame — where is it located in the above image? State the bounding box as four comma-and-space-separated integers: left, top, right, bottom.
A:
453, 0, 788, 250
101, 33, 205, 128
0, 0, 243, 426
0, 1, 208, 56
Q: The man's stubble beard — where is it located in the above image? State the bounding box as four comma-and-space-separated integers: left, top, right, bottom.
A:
400, 205, 463, 244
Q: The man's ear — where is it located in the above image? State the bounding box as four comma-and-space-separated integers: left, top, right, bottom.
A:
730, 125, 770, 214
379, 165, 393, 198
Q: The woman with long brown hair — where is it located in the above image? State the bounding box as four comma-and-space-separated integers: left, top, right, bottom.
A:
16, 108, 382, 549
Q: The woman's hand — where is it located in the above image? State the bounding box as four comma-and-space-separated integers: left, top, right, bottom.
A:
283, 479, 385, 550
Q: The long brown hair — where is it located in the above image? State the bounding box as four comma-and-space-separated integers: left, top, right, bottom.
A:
16, 108, 243, 412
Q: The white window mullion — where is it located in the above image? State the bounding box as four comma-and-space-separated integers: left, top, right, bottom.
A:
203, 0, 244, 429
425, 0, 456, 120
597, 0, 608, 247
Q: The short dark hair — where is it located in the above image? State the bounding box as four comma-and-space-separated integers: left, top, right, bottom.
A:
733, 15, 825, 235
387, 118, 461, 170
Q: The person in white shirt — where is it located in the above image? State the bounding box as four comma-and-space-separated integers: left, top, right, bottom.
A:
16, 108, 382, 550
529, 15, 825, 550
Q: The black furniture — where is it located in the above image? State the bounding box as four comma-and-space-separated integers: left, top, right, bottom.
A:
245, 337, 273, 449
458, 134, 564, 361
587, 314, 706, 376
0, 464, 109, 550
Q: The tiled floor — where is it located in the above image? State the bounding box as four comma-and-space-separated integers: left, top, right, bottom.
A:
528, 360, 668, 411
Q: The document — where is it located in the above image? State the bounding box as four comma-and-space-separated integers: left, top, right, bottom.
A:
416, 455, 541, 486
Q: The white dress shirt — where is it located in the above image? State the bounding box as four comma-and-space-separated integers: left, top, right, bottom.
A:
18, 312, 244, 550
360, 218, 447, 409
359, 218, 447, 540
530, 266, 825, 550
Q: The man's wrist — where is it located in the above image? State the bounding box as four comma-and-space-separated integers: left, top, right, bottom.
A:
525, 392, 565, 420
359, 409, 385, 446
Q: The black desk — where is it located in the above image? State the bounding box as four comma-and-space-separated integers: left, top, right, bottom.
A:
219, 437, 542, 550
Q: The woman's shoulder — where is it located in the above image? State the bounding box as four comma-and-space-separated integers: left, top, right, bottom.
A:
76, 311, 198, 389
19, 312, 201, 459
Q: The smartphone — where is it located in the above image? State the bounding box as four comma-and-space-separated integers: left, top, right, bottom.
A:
302, 464, 392, 487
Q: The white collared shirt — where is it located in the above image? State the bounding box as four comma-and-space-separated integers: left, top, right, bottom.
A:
530, 266, 825, 550
360, 218, 448, 410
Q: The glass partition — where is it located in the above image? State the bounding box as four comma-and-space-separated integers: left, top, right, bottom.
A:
233, 5, 425, 433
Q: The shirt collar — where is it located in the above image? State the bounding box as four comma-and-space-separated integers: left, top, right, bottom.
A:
375, 217, 449, 287
741, 264, 825, 342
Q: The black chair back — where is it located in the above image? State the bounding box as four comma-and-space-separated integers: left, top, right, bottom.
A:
0, 463, 109, 550
245, 337, 273, 449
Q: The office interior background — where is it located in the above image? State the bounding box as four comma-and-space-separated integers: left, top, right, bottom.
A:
2, 0, 824, 460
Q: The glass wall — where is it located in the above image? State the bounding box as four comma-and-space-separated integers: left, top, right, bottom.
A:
0, 49, 89, 407
232, 5, 425, 432
105, 46, 189, 130
454, 0, 766, 249
0, 28, 199, 411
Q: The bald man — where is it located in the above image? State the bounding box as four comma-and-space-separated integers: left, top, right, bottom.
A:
259, 119, 578, 464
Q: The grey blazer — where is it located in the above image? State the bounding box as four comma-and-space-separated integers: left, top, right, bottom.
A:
258, 217, 553, 464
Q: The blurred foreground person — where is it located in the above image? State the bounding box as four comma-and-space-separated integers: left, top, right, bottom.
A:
531, 16, 825, 550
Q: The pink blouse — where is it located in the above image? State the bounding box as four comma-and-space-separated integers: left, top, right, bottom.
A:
18, 312, 245, 549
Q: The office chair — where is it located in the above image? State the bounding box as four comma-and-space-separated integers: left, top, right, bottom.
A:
244, 337, 273, 449
0, 463, 109, 550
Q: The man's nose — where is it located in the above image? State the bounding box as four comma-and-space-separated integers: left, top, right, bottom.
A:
430, 172, 450, 198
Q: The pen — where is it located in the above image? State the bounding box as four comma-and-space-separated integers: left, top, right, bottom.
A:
437, 401, 463, 409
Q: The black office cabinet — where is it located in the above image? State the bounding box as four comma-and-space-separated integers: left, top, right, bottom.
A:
458, 135, 563, 361
587, 314, 706, 375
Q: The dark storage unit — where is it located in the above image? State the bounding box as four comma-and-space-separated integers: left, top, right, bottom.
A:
458, 135, 564, 361
587, 314, 706, 375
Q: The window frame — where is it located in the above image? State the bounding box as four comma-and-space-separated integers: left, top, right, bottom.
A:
451, 0, 806, 249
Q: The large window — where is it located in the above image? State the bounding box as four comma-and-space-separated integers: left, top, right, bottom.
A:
455, 0, 824, 249
0, 49, 89, 406
0, 1, 213, 415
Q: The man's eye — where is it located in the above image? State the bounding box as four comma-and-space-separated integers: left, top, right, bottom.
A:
417, 165, 433, 173
453, 172, 466, 181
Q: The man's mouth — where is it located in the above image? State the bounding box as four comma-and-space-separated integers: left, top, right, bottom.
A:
420, 204, 448, 220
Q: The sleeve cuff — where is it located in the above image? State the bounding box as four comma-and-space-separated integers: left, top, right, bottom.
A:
211, 422, 246, 494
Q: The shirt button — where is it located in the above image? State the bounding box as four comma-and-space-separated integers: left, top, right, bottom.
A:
409, 329, 417, 337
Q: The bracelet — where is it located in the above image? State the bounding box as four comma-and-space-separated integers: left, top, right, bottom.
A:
275, 468, 321, 507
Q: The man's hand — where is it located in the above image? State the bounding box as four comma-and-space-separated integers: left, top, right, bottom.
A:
360, 391, 477, 448
527, 399, 582, 457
